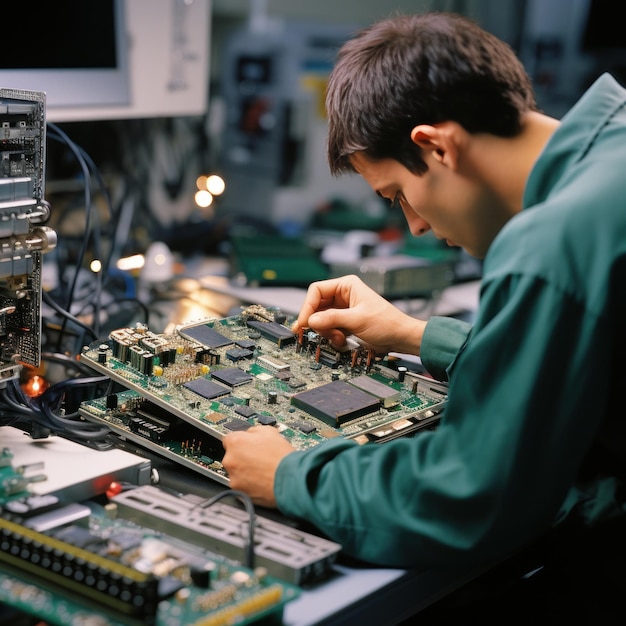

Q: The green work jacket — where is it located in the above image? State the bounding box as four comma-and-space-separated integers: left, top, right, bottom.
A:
275, 73, 626, 569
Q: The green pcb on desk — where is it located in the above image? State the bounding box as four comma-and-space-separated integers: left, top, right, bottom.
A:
228, 234, 329, 286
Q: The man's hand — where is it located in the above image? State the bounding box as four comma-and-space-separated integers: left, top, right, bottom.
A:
222, 425, 296, 508
293, 274, 427, 356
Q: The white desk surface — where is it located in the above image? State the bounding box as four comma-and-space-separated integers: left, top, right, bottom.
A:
1, 426, 151, 502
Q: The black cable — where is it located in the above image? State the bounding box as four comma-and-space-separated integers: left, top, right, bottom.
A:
46, 124, 95, 312
41, 351, 99, 377
42, 289, 98, 342
0, 376, 114, 447
192, 490, 256, 570
75, 294, 151, 328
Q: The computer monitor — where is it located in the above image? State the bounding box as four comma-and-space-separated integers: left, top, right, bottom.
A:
0, 1, 130, 116
0, 0, 210, 123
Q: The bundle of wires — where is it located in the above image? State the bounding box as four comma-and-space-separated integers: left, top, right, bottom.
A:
45, 123, 150, 353
0, 362, 114, 450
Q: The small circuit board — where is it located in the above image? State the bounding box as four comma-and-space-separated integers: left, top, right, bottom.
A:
79, 304, 447, 485
0, 489, 300, 625
0, 445, 47, 505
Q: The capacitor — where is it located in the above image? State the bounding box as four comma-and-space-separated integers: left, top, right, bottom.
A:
268, 390, 278, 405
397, 366, 407, 382
97, 343, 109, 364
190, 562, 216, 589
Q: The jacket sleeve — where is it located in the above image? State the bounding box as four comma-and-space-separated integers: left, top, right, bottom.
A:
420, 316, 472, 381
274, 273, 615, 569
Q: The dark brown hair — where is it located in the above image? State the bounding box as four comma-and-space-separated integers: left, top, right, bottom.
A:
326, 12, 537, 175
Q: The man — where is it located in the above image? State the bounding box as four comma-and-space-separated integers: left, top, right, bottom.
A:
222, 10, 626, 600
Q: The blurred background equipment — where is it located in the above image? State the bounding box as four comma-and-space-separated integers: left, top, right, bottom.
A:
0, 88, 56, 383
217, 7, 362, 228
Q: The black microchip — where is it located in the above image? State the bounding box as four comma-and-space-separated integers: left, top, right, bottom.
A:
130, 414, 170, 442
184, 377, 231, 400
235, 405, 257, 418
246, 320, 295, 347
211, 367, 253, 387
291, 380, 380, 427
257, 414, 277, 425
224, 418, 251, 431
180, 324, 233, 348
226, 348, 254, 362
235, 339, 257, 350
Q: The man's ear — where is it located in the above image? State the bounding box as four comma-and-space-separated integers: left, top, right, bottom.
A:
410, 123, 460, 169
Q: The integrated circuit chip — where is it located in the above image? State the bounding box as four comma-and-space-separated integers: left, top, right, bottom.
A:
246, 320, 295, 347
204, 411, 227, 423
226, 348, 254, 362
179, 323, 233, 349
211, 367, 254, 387
183, 377, 231, 400
235, 339, 257, 350
257, 414, 277, 425
224, 418, 251, 431
291, 380, 381, 427
347, 375, 400, 408
234, 405, 257, 418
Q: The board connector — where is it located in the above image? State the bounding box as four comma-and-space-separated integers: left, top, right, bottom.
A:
0, 517, 160, 622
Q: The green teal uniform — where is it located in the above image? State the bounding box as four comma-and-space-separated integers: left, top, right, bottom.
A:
275, 73, 626, 569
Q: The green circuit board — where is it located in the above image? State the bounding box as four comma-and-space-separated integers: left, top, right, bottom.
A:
0, 446, 47, 505
0, 498, 299, 626
78, 304, 447, 485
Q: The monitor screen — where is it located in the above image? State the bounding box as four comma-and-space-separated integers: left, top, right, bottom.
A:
0, 0, 129, 112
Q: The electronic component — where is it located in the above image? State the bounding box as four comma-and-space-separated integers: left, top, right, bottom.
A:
211, 366, 254, 387
184, 377, 231, 400
177, 323, 234, 348
78, 305, 447, 485
0, 491, 299, 625
0, 445, 47, 503
347, 374, 401, 408
112, 485, 341, 585
0, 89, 57, 381
291, 380, 382, 427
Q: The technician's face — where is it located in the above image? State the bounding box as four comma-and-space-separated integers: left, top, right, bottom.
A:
349, 151, 497, 259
